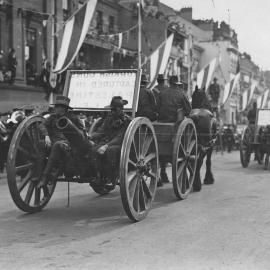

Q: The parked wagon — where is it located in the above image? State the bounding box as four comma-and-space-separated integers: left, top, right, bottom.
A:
7, 69, 210, 222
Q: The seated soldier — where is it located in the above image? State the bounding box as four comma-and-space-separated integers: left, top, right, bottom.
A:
89, 96, 131, 189
38, 95, 85, 188
158, 76, 192, 185
136, 74, 158, 121
158, 75, 191, 122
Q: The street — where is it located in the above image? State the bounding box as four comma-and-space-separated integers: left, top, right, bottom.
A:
0, 151, 270, 270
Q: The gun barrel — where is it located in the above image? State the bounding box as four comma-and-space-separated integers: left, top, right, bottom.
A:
56, 116, 90, 155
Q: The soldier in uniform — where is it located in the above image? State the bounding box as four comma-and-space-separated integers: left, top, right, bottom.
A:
247, 102, 257, 125
38, 95, 85, 188
136, 74, 158, 121
158, 75, 192, 185
89, 96, 131, 189
208, 77, 220, 118
159, 75, 191, 122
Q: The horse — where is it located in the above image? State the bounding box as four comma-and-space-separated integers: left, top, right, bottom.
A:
190, 86, 217, 192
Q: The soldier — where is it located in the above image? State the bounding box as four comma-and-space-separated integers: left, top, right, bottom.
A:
38, 95, 85, 188
208, 77, 220, 118
247, 102, 257, 125
136, 74, 158, 121
89, 96, 131, 189
158, 75, 192, 185
159, 75, 191, 122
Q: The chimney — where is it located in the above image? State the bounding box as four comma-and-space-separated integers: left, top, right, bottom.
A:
178, 7, 192, 22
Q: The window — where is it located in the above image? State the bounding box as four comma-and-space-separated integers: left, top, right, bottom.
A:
96, 10, 103, 34
109, 16, 115, 33
62, 0, 68, 10
25, 28, 37, 85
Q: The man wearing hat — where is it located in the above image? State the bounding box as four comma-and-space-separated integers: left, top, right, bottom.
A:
136, 74, 158, 121
89, 96, 131, 188
208, 77, 220, 118
38, 95, 85, 188
158, 75, 192, 185
159, 75, 191, 122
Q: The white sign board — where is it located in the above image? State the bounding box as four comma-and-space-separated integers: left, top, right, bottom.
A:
65, 70, 140, 110
257, 109, 270, 126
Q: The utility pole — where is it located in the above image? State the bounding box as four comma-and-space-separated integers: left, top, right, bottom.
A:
138, 0, 142, 69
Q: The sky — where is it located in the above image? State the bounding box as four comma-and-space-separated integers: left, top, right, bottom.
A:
161, 0, 270, 70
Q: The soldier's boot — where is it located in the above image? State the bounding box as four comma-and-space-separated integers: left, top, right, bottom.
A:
38, 153, 57, 189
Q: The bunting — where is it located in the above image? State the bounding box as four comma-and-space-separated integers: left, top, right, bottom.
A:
261, 89, 269, 109
222, 73, 240, 105
241, 90, 248, 111
257, 95, 263, 109
147, 34, 174, 89
248, 79, 258, 105
196, 58, 217, 91
53, 0, 97, 73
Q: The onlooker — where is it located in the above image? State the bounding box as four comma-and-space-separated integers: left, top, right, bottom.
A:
0, 50, 5, 82
247, 102, 257, 125
7, 48, 17, 84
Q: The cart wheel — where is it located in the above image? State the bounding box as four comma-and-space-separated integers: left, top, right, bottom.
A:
7, 115, 56, 213
120, 117, 159, 222
240, 126, 251, 168
172, 119, 198, 200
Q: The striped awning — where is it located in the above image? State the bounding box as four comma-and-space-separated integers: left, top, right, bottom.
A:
53, 0, 97, 74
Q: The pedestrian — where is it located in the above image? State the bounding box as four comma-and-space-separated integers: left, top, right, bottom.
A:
7, 48, 17, 84
247, 102, 257, 125
208, 77, 220, 119
0, 50, 4, 82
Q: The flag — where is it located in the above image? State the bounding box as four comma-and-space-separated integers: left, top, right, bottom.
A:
242, 90, 248, 111
257, 95, 262, 109
248, 79, 258, 105
117, 17, 166, 57
261, 89, 270, 108
147, 34, 174, 89
222, 73, 240, 105
142, 0, 159, 16
53, 0, 97, 73
196, 58, 217, 91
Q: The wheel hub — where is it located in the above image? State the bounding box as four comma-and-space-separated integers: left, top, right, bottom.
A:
137, 159, 149, 174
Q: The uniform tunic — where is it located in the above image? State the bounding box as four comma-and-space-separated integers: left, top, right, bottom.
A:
158, 86, 191, 122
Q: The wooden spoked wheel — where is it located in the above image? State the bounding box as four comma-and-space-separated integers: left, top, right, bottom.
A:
120, 117, 159, 222
172, 119, 198, 200
7, 115, 56, 213
240, 126, 251, 168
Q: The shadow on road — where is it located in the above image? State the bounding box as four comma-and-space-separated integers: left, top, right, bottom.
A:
0, 184, 186, 248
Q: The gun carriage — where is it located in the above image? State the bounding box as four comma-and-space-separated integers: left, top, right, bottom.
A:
7, 69, 215, 222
